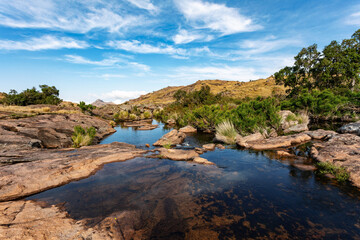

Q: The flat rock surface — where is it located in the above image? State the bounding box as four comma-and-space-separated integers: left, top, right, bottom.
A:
246, 133, 312, 150
159, 148, 199, 161
193, 157, 215, 165
0, 142, 145, 201
311, 133, 360, 188
0, 114, 115, 149
153, 129, 186, 146
202, 143, 215, 151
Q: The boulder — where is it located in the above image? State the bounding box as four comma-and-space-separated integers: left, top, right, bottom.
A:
202, 143, 215, 151
153, 130, 186, 146
246, 133, 312, 150
179, 125, 197, 133
284, 123, 309, 134
166, 119, 176, 125
159, 148, 198, 161
216, 144, 225, 149
193, 157, 215, 165
236, 132, 264, 148
279, 110, 309, 133
338, 121, 360, 136
305, 129, 337, 140
137, 125, 158, 130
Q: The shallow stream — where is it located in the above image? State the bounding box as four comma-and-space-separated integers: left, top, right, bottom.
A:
28, 121, 360, 239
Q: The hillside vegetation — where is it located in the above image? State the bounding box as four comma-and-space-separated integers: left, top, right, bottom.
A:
128, 77, 286, 105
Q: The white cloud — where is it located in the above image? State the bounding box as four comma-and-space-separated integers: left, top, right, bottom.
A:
94, 90, 148, 104
0, 35, 89, 51
346, 11, 360, 26
172, 65, 260, 82
238, 36, 302, 55
172, 29, 213, 44
0, 0, 144, 34
64, 54, 150, 71
174, 0, 261, 35
126, 0, 158, 14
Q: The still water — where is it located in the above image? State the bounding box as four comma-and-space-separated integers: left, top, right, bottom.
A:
28, 121, 360, 239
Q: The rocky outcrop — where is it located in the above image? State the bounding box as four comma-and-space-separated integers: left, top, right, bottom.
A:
311, 133, 360, 188
193, 157, 215, 165
159, 148, 199, 161
247, 133, 312, 150
0, 142, 145, 201
0, 114, 115, 149
153, 130, 186, 146
123, 119, 153, 127
202, 143, 215, 151
338, 121, 360, 136
236, 132, 264, 148
279, 110, 309, 133
137, 125, 158, 130
179, 125, 197, 133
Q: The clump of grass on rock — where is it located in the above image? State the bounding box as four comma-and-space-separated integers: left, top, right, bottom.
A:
215, 120, 238, 144
72, 125, 96, 148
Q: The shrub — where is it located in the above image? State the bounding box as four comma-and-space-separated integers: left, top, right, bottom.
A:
129, 113, 137, 121
72, 125, 96, 148
144, 111, 152, 119
78, 101, 95, 113
215, 120, 238, 144
316, 162, 350, 182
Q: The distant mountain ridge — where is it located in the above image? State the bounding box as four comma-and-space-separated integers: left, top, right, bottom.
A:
127, 77, 286, 105
91, 99, 115, 107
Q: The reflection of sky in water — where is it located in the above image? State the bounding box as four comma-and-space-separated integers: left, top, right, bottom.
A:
27, 123, 360, 239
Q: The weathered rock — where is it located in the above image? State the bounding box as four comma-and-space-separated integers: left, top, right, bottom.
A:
145, 143, 150, 148
216, 144, 225, 149
179, 125, 197, 133
292, 163, 317, 171
137, 124, 158, 130
236, 132, 264, 148
310, 133, 360, 188
246, 133, 312, 150
193, 157, 215, 165
305, 129, 337, 140
159, 148, 199, 161
195, 147, 205, 154
0, 142, 145, 201
123, 119, 153, 127
276, 150, 294, 157
0, 200, 111, 240
202, 143, 215, 151
284, 123, 309, 134
0, 114, 115, 149
153, 130, 186, 146
166, 119, 176, 125
338, 121, 360, 136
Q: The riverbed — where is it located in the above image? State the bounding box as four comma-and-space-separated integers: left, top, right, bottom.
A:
27, 121, 360, 239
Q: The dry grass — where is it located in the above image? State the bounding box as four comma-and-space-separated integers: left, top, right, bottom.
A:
215, 120, 238, 144
0, 105, 80, 115
128, 77, 287, 105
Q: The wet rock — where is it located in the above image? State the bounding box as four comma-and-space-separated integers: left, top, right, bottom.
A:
0, 142, 145, 201
310, 133, 360, 187
338, 121, 360, 136
145, 143, 150, 148
193, 157, 215, 165
153, 130, 186, 146
195, 147, 205, 154
137, 125, 158, 130
0, 114, 115, 149
202, 143, 215, 151
216, 144, 225, 149
179, 125, 197, 133
159, 148, 199, 161
123, 119, 153, 127
276, 150, 294, 157
293, 163, 317, 171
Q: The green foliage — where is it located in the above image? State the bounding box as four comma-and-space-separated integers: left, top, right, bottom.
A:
275, 29, 360, 96
72, 125, 96, 148
143, 111, 152, 119
129, 113, 137, 120
2, 85, 62, 106
163, 143, 172, 149
78, 101, 95, 113
173, 85, 223, 107
316, 162, 350, 182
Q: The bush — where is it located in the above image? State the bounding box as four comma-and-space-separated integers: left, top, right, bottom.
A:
316, 162, 350, 182
2, 85, 62, 106
215, 120, 238, 144
78, 101, 95, 113
72, 125, 96, 148
129, 113, 137, 121
144, 111, 152, 119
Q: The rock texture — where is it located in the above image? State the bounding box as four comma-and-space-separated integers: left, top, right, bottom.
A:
236, 133, 264, 148
193, 157, 215, 165
159, 148, 199, 161
338, 121, 360, 136
153, 130, 186, 146
0, 114, 115, 149
202, 143, 215, 151
179, 125, 197, 133
0, 142, 145, 201
311, 133, 360, 188
279, 110, 309, 133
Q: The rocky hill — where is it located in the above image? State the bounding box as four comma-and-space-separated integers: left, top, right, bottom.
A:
127, 77, 286, 105
91, 99, 115, 107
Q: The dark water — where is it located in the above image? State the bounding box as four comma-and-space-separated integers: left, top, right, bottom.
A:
27, 121, 360, 239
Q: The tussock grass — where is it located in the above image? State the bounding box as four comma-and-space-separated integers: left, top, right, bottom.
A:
0, 105, 80, 115
215, 120, 238, 144
72, 125, 96, 148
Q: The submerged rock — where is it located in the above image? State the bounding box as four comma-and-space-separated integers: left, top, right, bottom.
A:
153, 130, 186, 146
244, 133, 312, 150
193, 157, 215, 165
159, 148, 198, 161
338, 121, 360, 136
137, 124, 158, 130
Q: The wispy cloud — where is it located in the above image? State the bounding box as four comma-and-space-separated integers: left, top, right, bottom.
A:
0, 35, 89, 51
92, 90, 147, 104
172, 29, 213, 44
174, 0, 261, 35
345, 11, 360, 26
126, 0, 158, 14
0, 0, 145, 34
64, 54, 150, 71
172, 65, 260, 82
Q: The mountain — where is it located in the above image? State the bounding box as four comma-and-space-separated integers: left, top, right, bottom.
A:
127, 77, 286, 105
91, 99, 115, 107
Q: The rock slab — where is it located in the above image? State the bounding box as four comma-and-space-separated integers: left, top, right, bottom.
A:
153, 129, 186, 146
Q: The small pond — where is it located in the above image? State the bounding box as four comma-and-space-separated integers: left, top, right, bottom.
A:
27, 121, 360, 239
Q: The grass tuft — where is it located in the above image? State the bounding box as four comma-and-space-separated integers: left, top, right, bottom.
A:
215, 120, 238, 144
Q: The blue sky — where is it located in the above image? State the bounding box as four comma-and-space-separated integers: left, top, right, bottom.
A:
0, 0, 359, 103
